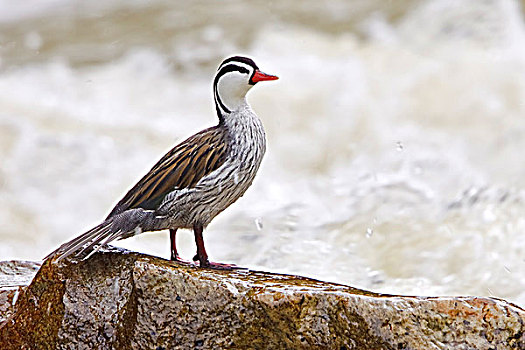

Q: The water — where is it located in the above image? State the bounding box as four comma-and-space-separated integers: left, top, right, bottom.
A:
1, 0, 525, 306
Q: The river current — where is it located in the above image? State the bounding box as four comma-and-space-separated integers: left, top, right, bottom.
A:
1, 0, 525, 305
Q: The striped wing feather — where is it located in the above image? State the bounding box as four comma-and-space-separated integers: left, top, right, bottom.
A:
107, 126, 227, 218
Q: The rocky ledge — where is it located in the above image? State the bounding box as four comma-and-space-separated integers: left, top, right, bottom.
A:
0, 248, 524, 349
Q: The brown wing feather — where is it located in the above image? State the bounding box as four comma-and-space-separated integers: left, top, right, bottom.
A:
107, 126, 227, 218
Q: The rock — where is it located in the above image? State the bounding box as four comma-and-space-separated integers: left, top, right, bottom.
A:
0, 248, 524, 349
0, 260, 41, 329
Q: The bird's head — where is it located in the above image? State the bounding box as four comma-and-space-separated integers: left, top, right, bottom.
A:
213, 56, 278, 116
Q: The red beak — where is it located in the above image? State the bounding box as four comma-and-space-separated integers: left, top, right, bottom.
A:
251, 70, 279, 83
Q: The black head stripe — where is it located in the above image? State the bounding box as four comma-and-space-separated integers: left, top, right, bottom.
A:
216, 64, 250, 79
213, 64, 252, 115
213, 56, 259, 120
218, 56, 259, 71
214, 85, 231, 115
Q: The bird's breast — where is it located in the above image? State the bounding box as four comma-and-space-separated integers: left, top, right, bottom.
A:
160, 110, 267, 228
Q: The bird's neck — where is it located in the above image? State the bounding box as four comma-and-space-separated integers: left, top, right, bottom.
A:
220, 101, 266, 161
214, 80, 252, 120
218, 99, 264, 142
215, 95, 251, 125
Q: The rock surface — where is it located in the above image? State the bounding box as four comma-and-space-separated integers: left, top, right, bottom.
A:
0, 248, 524, 349
0, 260, 41, 329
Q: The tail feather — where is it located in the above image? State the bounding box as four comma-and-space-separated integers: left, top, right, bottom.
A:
82, 229, 123, 260
44, 208, 158, 262
45, 221, 115, 262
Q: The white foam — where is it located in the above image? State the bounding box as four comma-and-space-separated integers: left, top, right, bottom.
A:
1, 0, 525, 306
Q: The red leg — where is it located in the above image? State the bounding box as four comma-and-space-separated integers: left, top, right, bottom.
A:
193, 224, 209, 267
170, 228, 178, 260
192, 224, 244, 270
170, 228, 193, 265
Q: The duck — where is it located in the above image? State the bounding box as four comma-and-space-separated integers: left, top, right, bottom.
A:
46, 55, 278, 269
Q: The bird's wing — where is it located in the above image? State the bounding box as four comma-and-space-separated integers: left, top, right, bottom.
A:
106, 126, 227, 218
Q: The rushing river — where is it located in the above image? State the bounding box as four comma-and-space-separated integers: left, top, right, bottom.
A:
1, 0, 525, 306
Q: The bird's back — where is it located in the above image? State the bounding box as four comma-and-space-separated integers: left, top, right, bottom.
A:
106, 125, 228, 219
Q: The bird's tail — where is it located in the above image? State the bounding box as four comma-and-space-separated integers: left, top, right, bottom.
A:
44, 209, 158, 263
44, 219, 123, 262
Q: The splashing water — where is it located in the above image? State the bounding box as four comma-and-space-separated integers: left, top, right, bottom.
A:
254, 218, 264, 231
1, 0, 525, 306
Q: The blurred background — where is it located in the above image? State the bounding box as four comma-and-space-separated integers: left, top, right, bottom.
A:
1, 0, 525, 305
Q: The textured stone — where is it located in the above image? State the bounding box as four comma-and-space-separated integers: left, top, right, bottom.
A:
0, 260, 40, 328
0, 248, 524, 349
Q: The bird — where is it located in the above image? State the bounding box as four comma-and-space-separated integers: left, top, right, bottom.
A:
45, 55, 278, 269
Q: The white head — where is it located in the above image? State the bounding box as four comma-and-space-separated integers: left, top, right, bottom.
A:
213, 56, 278, 119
